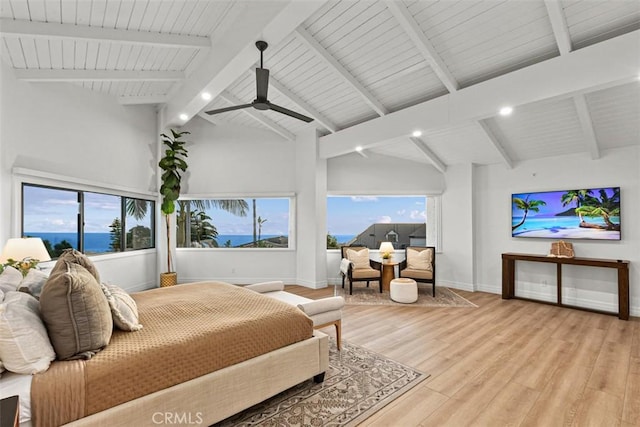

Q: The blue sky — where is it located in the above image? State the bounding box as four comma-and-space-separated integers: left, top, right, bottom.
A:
202, 198, 289, 236
23, 186, 151, 233
327, 196, 426, 236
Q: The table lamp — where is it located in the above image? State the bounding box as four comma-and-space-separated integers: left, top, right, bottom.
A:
0, 237, 52, 275
379, 242, 395, 260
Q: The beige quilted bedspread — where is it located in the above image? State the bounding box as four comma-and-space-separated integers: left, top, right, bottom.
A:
31, 281, 313, 427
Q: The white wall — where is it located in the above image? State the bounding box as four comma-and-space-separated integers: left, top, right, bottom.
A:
439, 164, 476, 291
174, 116, 299, 284
327, 151, 445, 194
0, 61, 158, 291
474, 146, 640, 316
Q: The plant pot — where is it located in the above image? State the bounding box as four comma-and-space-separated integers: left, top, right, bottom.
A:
160, 272, 177, 287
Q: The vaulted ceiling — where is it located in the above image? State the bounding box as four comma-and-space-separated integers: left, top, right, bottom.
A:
1, 0, 639, 170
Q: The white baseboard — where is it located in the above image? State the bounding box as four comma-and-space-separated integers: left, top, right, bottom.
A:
476, 283, 500, 294
438, 280, 474, 292
179, 276, 297, 285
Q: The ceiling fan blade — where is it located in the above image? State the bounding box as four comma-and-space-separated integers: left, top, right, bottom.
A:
256, 68, 269, 100
268, 102, 314, 123
205, 104, 253, 115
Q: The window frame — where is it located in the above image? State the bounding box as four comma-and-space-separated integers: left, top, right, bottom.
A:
13, 168, 158, 258
175, 193, 296, 251
325, 193, 441, 252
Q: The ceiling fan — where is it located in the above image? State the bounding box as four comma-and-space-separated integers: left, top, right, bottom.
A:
205, 41, 314, 123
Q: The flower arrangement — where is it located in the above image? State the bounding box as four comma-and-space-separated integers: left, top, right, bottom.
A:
2, 257, 40, 277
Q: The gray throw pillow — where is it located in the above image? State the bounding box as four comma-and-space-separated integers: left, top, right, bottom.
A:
40, 262, 112, 360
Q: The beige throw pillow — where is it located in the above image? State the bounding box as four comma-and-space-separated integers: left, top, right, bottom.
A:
101, 283, 143, 332
0, 291, 56, 374
50, 249, 101, 283
40, 262, 112, 360
407, 248, 433, 271
346, 248, 370, 269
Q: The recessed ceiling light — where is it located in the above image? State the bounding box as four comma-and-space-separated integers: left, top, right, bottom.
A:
355, 146, 363, 152
179, 114, 189, 121
201, 92, 212, 101
499, 106, 513, 116
412, 130, 422, 137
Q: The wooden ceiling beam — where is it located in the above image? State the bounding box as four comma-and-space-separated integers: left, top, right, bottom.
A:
319, 30, 639, 158
295, 27, 388, 116
573, 95, 600, 160
544, 0, 572, 55
476, 120, 514, 169
386, 1, 459, 93
162, 1, 326, 128
14, 69, 183, 82
0, 18, 210, 48
268, 74, 338, 133
409, 137, 447, 173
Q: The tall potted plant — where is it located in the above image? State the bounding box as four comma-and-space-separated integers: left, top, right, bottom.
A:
158, 129, 189, 287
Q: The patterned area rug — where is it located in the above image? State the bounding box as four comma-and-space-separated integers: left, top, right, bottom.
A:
335, 284, 478, 307
213, 340, 428, 426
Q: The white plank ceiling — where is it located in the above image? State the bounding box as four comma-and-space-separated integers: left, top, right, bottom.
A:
1, 0, 639, 169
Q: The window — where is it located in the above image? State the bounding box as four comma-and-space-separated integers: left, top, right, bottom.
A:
327, 195, 428, 250
22, 184, 155, 258
176, 198, 292, 248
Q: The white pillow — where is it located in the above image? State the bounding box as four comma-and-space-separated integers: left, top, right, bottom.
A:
101, 283, 143, 332
346, 248, 370, 269
0, 292, 56, 374
18, 269, 49, 299
407, 248, 433, 271
0, 267, 23, 293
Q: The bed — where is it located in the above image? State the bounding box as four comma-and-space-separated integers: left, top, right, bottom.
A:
2, 281, 329, 427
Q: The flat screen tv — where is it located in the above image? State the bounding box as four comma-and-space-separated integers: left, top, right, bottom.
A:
511, 187, 620, 240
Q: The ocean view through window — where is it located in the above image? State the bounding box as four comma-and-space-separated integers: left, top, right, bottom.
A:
176, 197, 291, 248
22, 184, 155, 257
327, 196, 428, 250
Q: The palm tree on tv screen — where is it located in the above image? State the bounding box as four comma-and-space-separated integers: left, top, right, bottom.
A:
575, 188, 620, 230
512, 195, 546, 231
560, 189, 592, 222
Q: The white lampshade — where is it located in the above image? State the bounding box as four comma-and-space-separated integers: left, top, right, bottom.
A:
379, 242, 395, 254
0, 238, 52, 263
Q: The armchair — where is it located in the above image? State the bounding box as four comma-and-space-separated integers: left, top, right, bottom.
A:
340, 246, 382, 295
399, 246, 436, 296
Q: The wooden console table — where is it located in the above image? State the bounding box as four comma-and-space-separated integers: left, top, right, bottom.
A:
502, 253, 630, 320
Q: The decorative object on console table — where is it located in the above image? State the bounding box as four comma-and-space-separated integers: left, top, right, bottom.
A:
158, 129, 190, 287
548, 240, 574, 258
0, 237, 51, 276
501, 252, 630, 320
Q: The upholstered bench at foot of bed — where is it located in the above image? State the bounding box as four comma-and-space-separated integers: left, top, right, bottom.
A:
245, 281, 344, 350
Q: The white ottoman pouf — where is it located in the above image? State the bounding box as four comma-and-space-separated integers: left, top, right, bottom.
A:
390, 278, 418, 303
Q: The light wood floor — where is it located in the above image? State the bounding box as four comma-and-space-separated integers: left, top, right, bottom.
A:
286, 285, 640, 427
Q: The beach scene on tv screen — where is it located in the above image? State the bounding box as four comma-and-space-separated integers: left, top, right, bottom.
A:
512, 187, 620, 240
